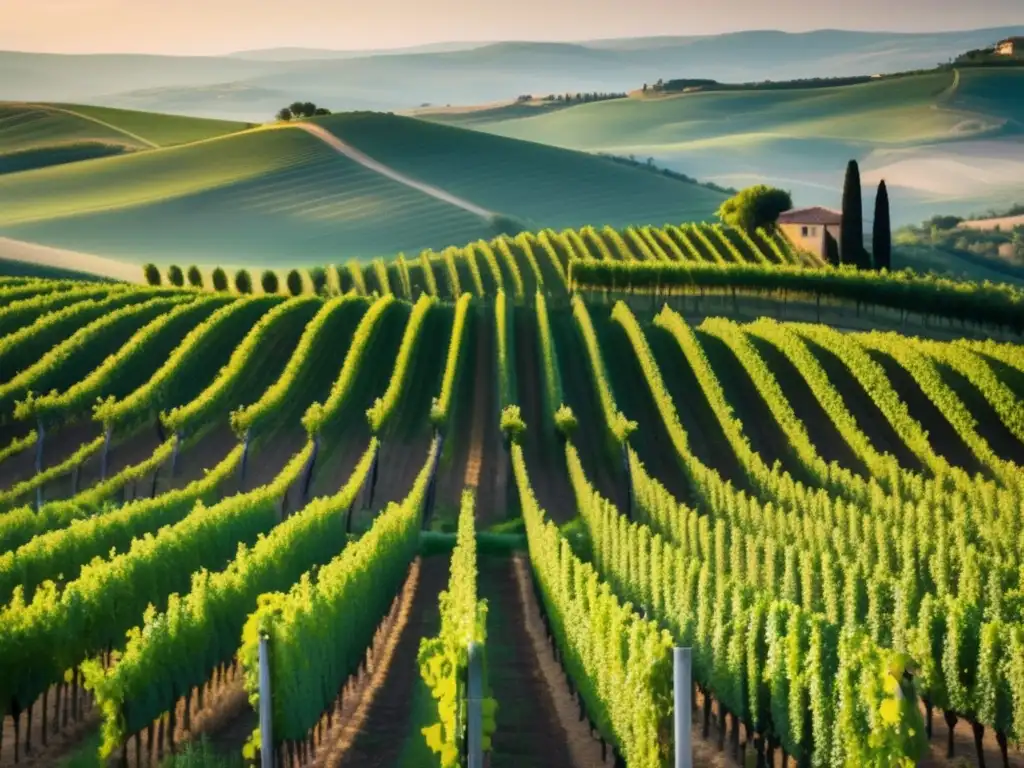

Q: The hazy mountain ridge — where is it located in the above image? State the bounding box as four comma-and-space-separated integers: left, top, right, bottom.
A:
2, 27, 1022, 121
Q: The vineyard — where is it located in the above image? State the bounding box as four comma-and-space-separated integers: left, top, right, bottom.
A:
0, 232, 1023, 768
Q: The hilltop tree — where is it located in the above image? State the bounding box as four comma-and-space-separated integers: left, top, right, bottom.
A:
143, 263, 161, 286
276, 102, 331, 121
841, 160, 867, 268
212, 268, 229, 292
167, 265, 184, 287
187, 266, 203, 288
872, 180, 892, 271
286, 269, 304, 296
308, 266, 328, 295
261, 270, 279, 294
717, 185, 793, 233
235, 269, 253, 295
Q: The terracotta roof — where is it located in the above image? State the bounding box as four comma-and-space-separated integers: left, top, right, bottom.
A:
777, 206, 842, 226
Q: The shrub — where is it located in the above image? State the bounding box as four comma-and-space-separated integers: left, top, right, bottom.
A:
308, 266, 328, 295
211, 268, 229, 292
234, 269, 253, 294
143, 263, 161, 286
286, 269, 304, 296
167, 265, 184, 287
717, 185, 793, 233
261, 270, 279, 294
186, 266, 203, 288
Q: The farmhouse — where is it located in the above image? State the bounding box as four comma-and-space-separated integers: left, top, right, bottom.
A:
996, 37, 1023, 56
777, 206, 842, 261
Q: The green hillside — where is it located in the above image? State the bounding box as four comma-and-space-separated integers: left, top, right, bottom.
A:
0, 102, 248, 151
0, 112, 726, 270
312, 112, 726, 229
424, 67, 1024, 225
0, 126, 497, 268
0, 102, 250, 175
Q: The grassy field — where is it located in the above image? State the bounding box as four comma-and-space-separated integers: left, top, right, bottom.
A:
0, 112, 726, 269
0, 102, 251, 175
0, 103, 248, 152
423, 67, 1024, 226
313, 112, 725, 229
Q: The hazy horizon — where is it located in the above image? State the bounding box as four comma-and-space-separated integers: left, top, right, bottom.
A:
1, 0, 1020, 55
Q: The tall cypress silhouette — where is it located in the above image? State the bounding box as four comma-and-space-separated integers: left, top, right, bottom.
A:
841, 160, 865, 267
872, 180, 891, 271
824, 230, 840, 266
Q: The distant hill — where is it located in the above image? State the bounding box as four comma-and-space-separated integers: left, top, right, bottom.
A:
226, 42, 488, 60
2, 27, 1022, 121
424, 67, 1024, 227
0, 110, 725, 270
0, 102, 249, 174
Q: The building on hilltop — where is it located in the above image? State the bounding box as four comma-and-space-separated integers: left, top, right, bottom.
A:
996, 37, 1023, 56
777, 207, 843, 261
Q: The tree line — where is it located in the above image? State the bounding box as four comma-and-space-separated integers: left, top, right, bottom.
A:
516, 91, 626, 104
143, 264, 330, 296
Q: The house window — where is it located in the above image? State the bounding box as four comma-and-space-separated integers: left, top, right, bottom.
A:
801, 226, 809, 236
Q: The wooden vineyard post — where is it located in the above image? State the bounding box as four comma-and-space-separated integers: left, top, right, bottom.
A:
259, 633, 274, 768
239, 430, 251, 482
675, 647, 692, 768
100, 425, 113, 481
467, 642, 483, 768
171, 432, 183, 477
422, 431, 443, 529
35, 420, 45, 474
301, 436, 320, 505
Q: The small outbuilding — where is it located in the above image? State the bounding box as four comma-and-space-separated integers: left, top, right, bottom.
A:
777, 207, 843, 261
996, 37, 1023, 56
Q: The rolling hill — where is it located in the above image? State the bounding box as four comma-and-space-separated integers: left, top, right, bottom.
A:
0, 102, 250, 174
0, 110, 726, 271
1, 27, 1021, 121
423, 67, 1024, 226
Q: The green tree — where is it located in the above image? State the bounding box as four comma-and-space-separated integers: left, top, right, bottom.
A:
276, 107, 293, 122
234, 269, 253, 295
286, 269, 304, 296
167, 265, 184, 287
212, 268, 229, 292
261, 270, 279, 294
186, 266, 203, 288
143, 263, 161, 286
872, 180, 892, 271
841, 160, 867, 268
308, 266, 328, 295
716, 185, 793, 233
825, 230, 840, 266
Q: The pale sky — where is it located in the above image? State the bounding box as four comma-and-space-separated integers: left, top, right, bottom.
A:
2, 0, 1021, 55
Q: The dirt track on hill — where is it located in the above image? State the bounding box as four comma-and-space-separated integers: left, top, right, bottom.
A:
0, 237, 141, 282
286, 122, 495, 220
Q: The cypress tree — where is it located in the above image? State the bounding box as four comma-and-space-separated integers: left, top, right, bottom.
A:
824, 230, 840, 266
872, 180, 892, 271
840, 160, 865, 268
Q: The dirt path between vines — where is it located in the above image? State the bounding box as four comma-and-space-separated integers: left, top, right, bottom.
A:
285, 123, 495, 220
316, 555, 447, 768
